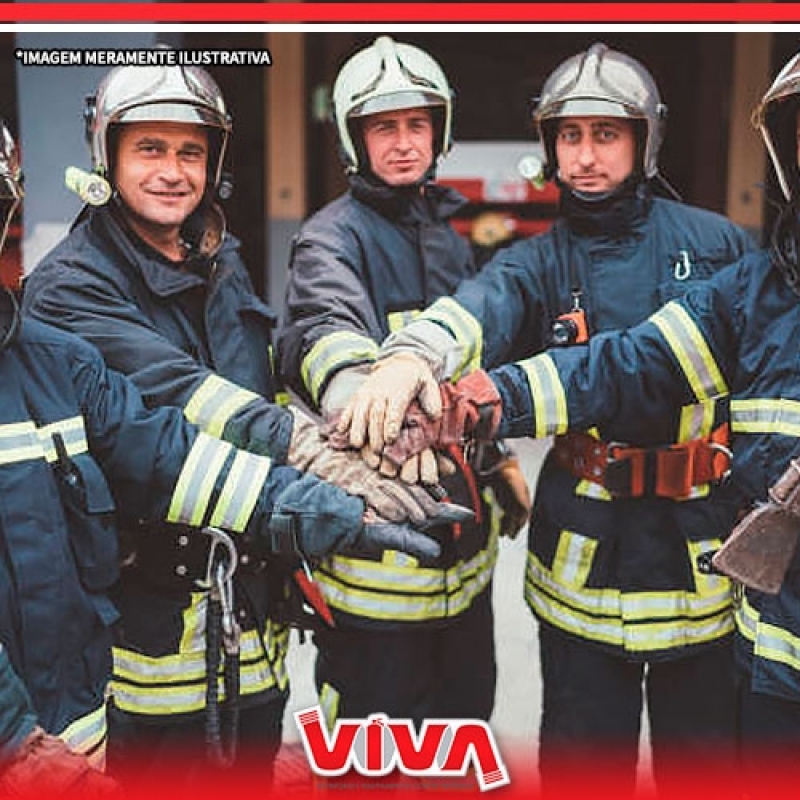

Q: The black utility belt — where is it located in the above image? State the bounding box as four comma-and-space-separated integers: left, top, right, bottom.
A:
121, 524, 267, 593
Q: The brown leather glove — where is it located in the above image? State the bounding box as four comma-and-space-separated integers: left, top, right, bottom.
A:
485, 454, 532, 539
383, 371, 503, 467
1, 727, 123, 799
288, 407, 454, 525
711, 458, 800, 593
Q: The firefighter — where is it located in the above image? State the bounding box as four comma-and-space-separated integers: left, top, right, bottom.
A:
333, 43, 756, 796
21, 63, 453, 784
276, 36, 530, 727
0, 117, 440, 798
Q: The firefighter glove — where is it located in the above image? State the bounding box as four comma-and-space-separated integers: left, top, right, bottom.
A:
1, 728, 123, 799
383, 370, 503, 466
337, 352, 441, 453
288, 407, 452, 524
264, 475, 447, 561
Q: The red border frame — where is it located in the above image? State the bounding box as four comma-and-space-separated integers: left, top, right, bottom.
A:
0, 3, 799, 24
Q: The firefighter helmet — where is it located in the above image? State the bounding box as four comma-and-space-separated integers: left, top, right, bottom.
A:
332, 36, 453, 174
85, 62, 231, 193
533, 42, 667, 180
0, 121, 21, 258
753, 51, 800, 202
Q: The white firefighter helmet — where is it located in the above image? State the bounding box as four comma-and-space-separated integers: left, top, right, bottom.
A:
752, 51, 800, 202
85, 62, 231, 194
533, 42, 667, 180
331, 35, 453, 174
0, 121, 21, 258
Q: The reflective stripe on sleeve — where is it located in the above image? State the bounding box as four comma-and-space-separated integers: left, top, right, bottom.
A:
518, 354, 569, 438
209, 448, 272, 532
731, 398, 800, 437
650, 302, 728, 402
301, 331, 379, 405
167, 432, 233, 527
422, 297, 483, 378
183, 374, 260, 438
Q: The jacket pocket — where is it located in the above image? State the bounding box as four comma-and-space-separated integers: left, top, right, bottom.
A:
54, 440, 119, 593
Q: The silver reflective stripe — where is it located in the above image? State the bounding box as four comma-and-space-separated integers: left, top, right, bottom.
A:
423, 297, 483, 377
184, 374, 260, 438
57, 703, 106, 768
387, 309, 421, 333
650, 302, 728, 402
209, 448, 272, 532
737, 596, 800, 672
731, 398, 800, 437
167, 432, 232, 526
0, 417, 88, 466
677, 400, 716, 442
301, 331, 379, 404
316, 535, 498, 622
518, 354, 568, 438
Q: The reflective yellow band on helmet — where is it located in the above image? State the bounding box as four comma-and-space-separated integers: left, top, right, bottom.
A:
301, 331, 379, 405
731, 398, 800, 437
167, 432, 232, 527
422, 297, 483, 378
650, 302, 728, 402
209, 448, 271, 532
518, 353, 569, 438
184, 374, 260, 438
525, 534, 733, 652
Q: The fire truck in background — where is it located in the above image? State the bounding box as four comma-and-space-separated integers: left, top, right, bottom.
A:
437, 140, 558, 265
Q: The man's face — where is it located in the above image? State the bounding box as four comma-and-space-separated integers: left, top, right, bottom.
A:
555, 116, 637, 194
361, 107, 435, 186
114, 121, 208, 237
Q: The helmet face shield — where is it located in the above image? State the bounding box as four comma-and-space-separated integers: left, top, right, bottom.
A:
753, 52, 800, 202
533, 42, 666, 180
0, 122, 21, 258
86, 63, 231, 193
332, 36, 453, 174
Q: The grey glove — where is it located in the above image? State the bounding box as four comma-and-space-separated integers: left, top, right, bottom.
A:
262, 474, 449, 561
287, 407, 458, 525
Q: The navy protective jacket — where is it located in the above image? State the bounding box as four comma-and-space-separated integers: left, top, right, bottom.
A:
490, 249, 800, 699
278, 176, 497, 629
22, 205, 297, 719
0, 287, 306, 751
404, 182, 755, 658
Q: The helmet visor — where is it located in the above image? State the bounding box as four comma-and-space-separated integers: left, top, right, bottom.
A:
349, 90, 445, 118
118, 101, 224, 127
543, 97, 637, 120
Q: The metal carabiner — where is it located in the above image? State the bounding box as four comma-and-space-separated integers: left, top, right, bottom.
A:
709, 441, 733, 483
196, 526, 238, 590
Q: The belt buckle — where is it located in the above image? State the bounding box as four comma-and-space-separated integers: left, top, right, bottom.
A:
605, 442, 649, 498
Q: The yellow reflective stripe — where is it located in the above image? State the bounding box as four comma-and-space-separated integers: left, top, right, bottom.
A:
319, 683, 340, 728
316, 534, 498, 622
519, 354, 568, 438
112, 623, 290, 715
731, 398, 800, 437
737, 595, 800, 672
0, 417, 89, 466
422, 297, 483, 377
58, 703, 106, 768
167, 433, 232, 526
650, 302, 728, 401
525, 539, 734, 652
574, 479, 613, 501
387, 309, 421, 334
183, 374, 259, 438
179, 591, 206, 653
552, 530, 596, 588
301, 331, 379, 404
209, 449, 272, 532
677, 400, 716, 442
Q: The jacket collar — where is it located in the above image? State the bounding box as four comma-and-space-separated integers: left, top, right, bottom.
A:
349, 173, 467, 223
89, 205, 234, 299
